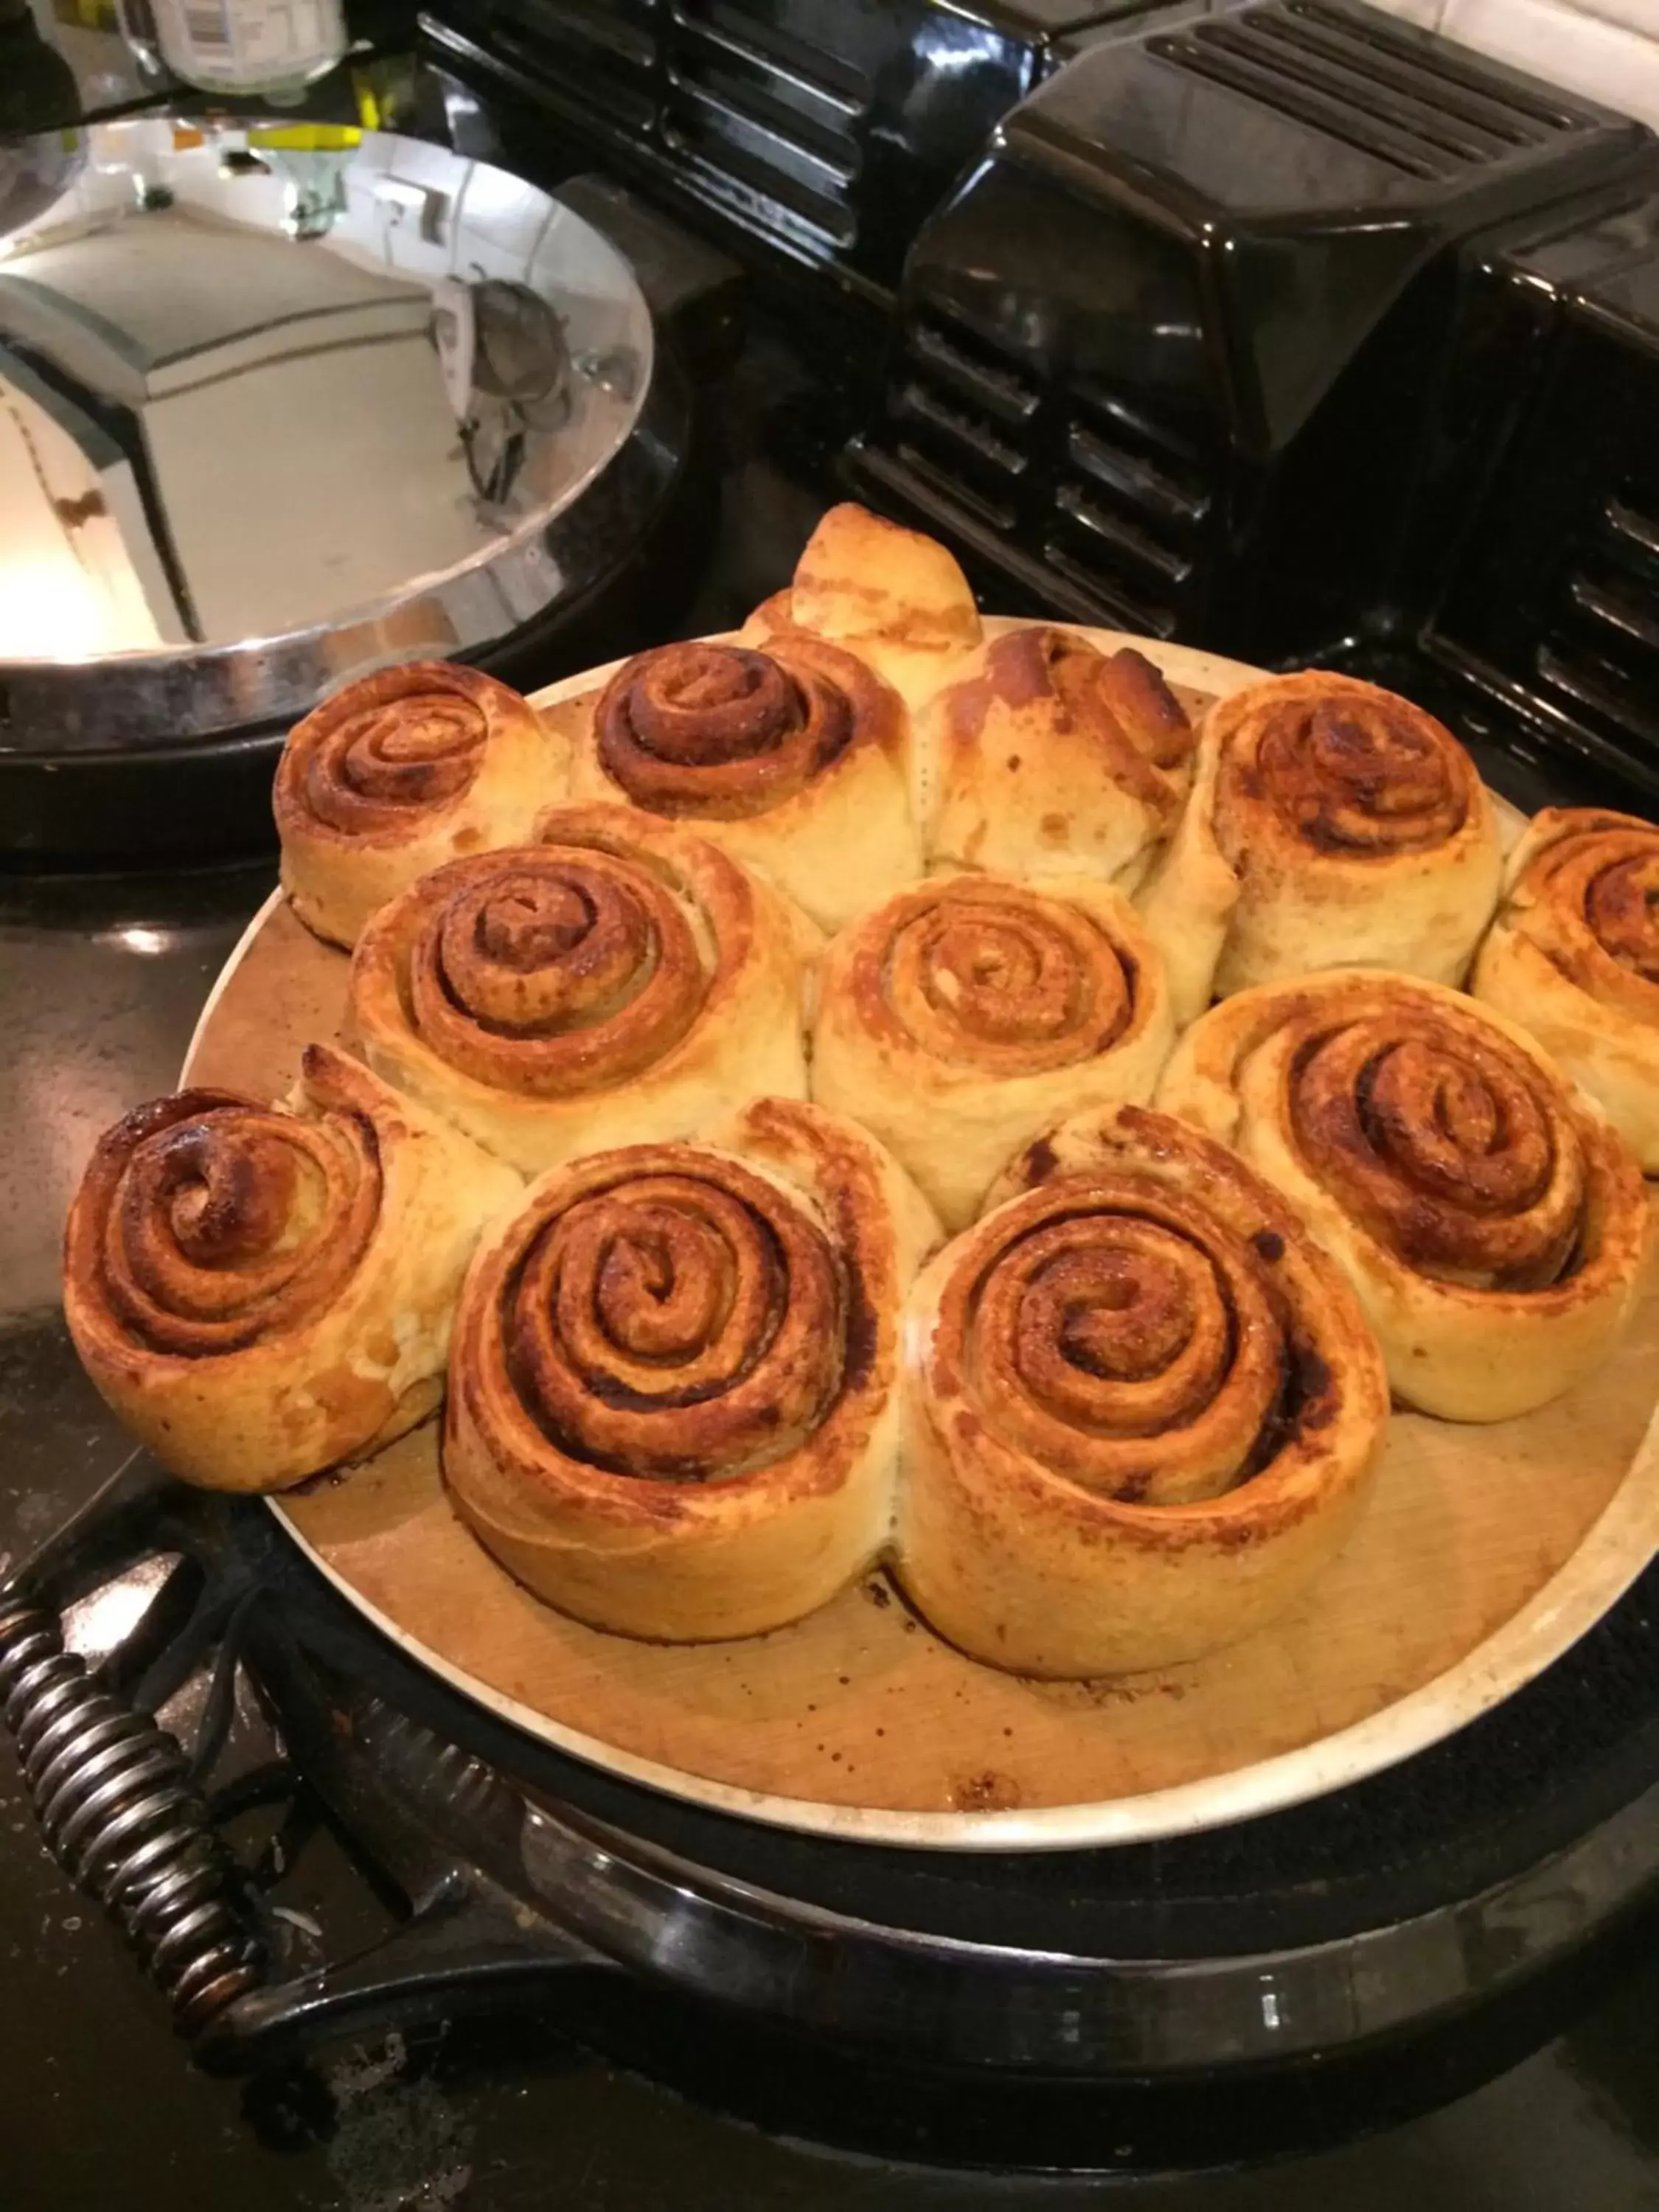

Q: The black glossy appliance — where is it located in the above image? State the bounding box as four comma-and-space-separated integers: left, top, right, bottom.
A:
1418, 180, 1659, 810
422, 0, 1200, 304
845, 1, 1654, 666
429, 0, 1659, 819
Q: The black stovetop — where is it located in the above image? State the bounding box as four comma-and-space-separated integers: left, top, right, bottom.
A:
8, 14, 1659, 2211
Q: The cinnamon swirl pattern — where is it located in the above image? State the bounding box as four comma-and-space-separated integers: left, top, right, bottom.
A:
1473, 809, 1659, 1172
571, 632, 917, 931
445, 1098, 942, 1640
1157, 970, 1649, 1420
894, 1105, 1388, 1677
922, 627, 1197, 891
812, 874, 1175, 1231
275, 662, 564, 948
1138, 673, 1502, 1023
62, 1045, 523, 1492
738, 499, 983, 714
349, 806, 815, 1175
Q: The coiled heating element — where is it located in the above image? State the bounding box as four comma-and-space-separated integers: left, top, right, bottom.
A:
0, 1594, 262, 2031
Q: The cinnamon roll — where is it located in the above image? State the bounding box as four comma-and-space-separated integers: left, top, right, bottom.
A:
275, 662, 564, 948
569, 630, 917, 931
812, 873, 1175, 1231
1157, 970, 1649, 1420
349, 806, 815, 1175
1138, 673, 1503, 1023
895, 1105, 1388, 1677
920, 626, 1197, 890
738, 500, 983, 715
62, 1045, 523, 1492
445, 1097, 941, 1640
1473, 808, 1659, 1172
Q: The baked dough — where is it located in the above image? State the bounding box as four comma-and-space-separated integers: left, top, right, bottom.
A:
568, 632, 918, 932
274, 661, 565, 948
1138, 672, 1502, 1023
62, 1044, 522, 1491
811, 872, 1176, 1231
349, 804, 816, 1175
894, 1104, 1389, 1676
445, 1097, 941, 1639
1472, 807, 1659, 1172
920, 625, 1195, 889
1157, 968, 1649, 1419
738, 500, 982, 715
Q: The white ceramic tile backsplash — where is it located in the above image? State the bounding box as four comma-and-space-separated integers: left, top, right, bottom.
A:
1551, 0, 1657, 38
1363, 0, 1659, 128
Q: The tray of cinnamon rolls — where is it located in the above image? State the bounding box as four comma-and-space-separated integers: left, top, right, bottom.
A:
61, 504, 1659, 1847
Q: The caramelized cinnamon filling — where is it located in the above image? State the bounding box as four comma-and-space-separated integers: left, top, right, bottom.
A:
386, 846, 709, 1098
76, 1091, 380, 1356
866, 881, 1139, 1076
499, 1162, 845, 1481
597, 641, 858, 821
957, 1181, 1315, 1507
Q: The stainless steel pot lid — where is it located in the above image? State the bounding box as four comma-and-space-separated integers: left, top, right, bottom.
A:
0, 119, 653, 749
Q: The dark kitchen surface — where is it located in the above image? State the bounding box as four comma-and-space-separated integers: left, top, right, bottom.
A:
8, 11, 1659, 2212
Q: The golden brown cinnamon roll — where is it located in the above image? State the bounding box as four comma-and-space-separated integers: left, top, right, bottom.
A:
62, 1045, 522, 1492
811, 874, 1175, 1231
895, 1105, 1388, 1677
274, 662, 565, 948
738, 501, 982, 715
445, 1098, 941, 1640
920, 627, 1196, 889
1473, 808, 1659, 1171
1138, 673, 1503, 1023
568, 632, 917, 931
349, 806, 815, 1175
1156, 970, 1649, 1420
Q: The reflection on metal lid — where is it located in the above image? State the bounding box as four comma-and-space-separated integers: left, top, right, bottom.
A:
0, 119, 653, 734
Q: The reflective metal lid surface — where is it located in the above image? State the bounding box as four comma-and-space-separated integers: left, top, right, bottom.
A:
0, 120, 653, 748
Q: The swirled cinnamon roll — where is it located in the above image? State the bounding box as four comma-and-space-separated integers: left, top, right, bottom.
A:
568, 630, 918, 932
1156, 970, 1649, 1420
348, 806, 815, 1175
1473, 809, 1659, 1172
445, 1098, 941, 1640
737, 501, 983, 715
894, 1105, 1388, 1677
62, 1045, 522, 1492
811, 874, 1175, 1231
919, 626, 1197, 890
1137, 673, 1503, 1023
274, 663, 565, 948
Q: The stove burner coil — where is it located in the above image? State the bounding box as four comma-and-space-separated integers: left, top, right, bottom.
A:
0, 1596, 262, 2032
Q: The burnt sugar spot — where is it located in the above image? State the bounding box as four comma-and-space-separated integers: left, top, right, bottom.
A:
1296, 1345, 1334, 1402
841, 1256, 879, 1392
950, 1770, 1023, 1813
1023, 1135, 1058, 1184
1251, 1228, 1286, 1264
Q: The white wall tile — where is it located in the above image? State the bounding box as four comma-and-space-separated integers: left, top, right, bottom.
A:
1552, 0, 1658, 38
1439, 0, 1659, 127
